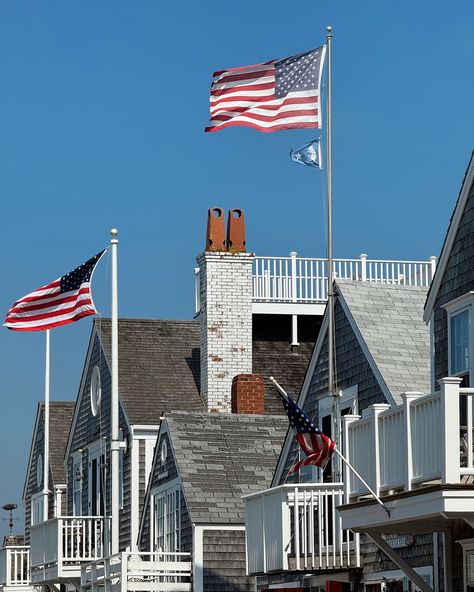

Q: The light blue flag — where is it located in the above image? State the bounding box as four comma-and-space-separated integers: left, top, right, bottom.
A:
290, 139, 322, 169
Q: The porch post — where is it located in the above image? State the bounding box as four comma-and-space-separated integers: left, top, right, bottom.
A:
439, 377, 462, 483
402, 392, 422, 491
342, 414, 360, 502
372, 404, 390, 496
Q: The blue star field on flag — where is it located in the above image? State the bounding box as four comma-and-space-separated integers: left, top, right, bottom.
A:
290, 139, 322, 169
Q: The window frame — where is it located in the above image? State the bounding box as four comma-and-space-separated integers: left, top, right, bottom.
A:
445, 292, 474, 385
150, 478, 181, 554
31, 491, 44, 526
72, 451, 83, 516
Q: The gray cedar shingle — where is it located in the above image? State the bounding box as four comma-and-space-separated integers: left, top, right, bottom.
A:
39, 401, 75, 484
336, 280, 430, 403
165, 412, 287, 524
97, 319, 204, 424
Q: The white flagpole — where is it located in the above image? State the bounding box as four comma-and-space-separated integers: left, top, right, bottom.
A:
269, 376, 391, 516
110, 228, 120, 555
43, 329, 50, 521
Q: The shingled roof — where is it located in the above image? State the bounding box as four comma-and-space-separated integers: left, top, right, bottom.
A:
337, 280, 431, 402
165, 412, 287, 524
48, 402, 75, 483
97, 319, 205, 424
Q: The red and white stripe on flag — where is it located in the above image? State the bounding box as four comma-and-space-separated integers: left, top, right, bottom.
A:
205, 46, 326, 133
4, 250, 105, 332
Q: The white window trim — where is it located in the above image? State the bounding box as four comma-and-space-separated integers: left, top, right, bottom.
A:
72, 451, 82, 516
88, 439, 107, 516
457, 538, 474, 591
364, 565, 433, 590
31, 491, 44, 526
150, 477, 181, 553
444, 292, 474, 383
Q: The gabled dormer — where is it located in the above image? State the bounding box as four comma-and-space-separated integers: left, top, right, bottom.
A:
424, 151, 474, 388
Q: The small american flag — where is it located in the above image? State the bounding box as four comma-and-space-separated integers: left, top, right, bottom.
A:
278, 391, 335, 472
4, 250, 106, 331
205, 46, 326, 133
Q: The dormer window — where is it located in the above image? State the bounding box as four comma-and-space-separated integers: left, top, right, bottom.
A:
445, 292, 474, 387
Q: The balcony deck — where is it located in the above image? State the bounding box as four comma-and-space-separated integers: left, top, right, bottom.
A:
29, 516, 109, 585
195, 254, 436, 316
244, 483, 360, 576
0, 546, 34, 592
339, 377, 474, 534
81, 551, 192, 592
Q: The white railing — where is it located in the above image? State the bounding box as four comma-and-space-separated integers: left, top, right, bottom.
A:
344, 378, 474, 500
0, 547, 30, 587
30, 516, 109, 569
244, 483, 359, 575
82, 551, 192, 592
252, 253, 437, 304
194, 253, 436, 313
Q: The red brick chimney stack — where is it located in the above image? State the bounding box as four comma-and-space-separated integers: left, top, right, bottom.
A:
231, 374, 265, 414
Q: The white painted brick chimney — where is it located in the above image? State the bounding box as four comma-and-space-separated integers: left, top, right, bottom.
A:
196, 251, 254, 412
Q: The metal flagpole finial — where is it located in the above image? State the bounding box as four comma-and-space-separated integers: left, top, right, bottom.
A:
110, 228, 118, 243
326, 25, 332, 36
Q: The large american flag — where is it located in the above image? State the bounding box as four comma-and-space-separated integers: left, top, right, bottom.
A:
4, 250, 106, 331
278, 391, 335, 472
205, 46, 326, 133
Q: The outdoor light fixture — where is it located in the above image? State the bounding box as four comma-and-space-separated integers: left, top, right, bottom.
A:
2, 503, 18, 536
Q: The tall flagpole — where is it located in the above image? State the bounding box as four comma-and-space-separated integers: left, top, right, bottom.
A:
43, 329, 50, 521
110, 228, 120, 555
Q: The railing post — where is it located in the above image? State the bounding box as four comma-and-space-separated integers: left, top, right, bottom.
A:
402, 392, 422, 491
360, 253, 367, 282
439, 377, 462, 483
342, 414, 360, 502
194, 267, 201, 315
372, 404, 390, 495
5, 549, 11, 586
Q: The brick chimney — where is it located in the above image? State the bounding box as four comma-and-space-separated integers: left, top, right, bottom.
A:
197, 208, 254, 413
231, 374, 264, 414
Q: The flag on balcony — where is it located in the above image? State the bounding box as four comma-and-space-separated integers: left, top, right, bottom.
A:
4, 250, 106, 331
278, 390, 335, 471
205, 46, 326, 132
290, 139, 322, 169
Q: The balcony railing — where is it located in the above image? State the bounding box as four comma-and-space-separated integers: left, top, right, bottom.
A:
0, 547, 30, 587
244, 483, 360, 575
194, 253, 436, 313
252, 254, 436, 304
81, 551, 192, 592
343, 378, 472, 500
30, 516, 109, 582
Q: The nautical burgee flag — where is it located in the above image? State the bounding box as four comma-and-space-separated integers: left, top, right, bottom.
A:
278, 390, 335, 471
205, 46, 326, 133
4, 250, 106, 331
290, 139, 322, 168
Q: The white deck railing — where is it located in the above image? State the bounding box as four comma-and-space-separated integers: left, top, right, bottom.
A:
344, 378, 473, 500
252, 253, 436, 304
81, 551, 192, 592
0, 547, 30, 587
194, 253, 436, 313
30, 516, 109, 569
244, 483, 359, 575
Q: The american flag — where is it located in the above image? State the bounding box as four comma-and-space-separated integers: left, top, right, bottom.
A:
205, 46, 326, 133
278, 391, 335, 472
4, 250, 106, 331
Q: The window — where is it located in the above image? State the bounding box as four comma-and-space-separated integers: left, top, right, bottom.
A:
72, 451, 82, 516
88, 441, 106, 517
90, 366, 102, 417
445, 292, 474, 387
31, 492, 44, 525
152, 481, 181, 553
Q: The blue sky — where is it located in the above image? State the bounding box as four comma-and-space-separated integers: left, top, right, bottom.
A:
0, 1, 473, 537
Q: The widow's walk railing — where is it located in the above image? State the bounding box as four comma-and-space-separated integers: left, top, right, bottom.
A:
30, 516, 109, 572
343, 377, 472, 500
194, 253, 436, 313
244, 483, 360, 575
0, 546, 30, 587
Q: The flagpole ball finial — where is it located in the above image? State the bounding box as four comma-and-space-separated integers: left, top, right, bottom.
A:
326, 25, 332, 34
110, 228, 118, 238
